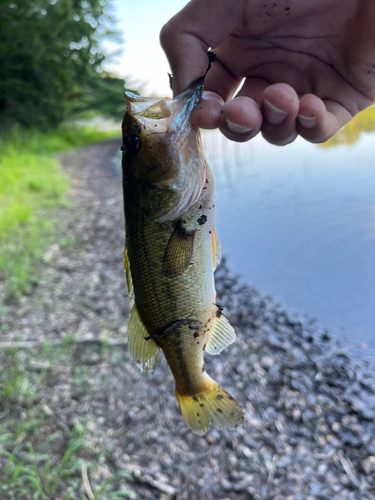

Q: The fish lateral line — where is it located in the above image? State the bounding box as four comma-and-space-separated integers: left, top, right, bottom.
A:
145, 318, 204, 341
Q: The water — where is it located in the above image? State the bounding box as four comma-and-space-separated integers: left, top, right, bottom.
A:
202, 130, 375, 349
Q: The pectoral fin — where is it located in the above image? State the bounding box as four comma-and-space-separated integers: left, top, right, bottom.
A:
162, 223, 195, 278
128, 304, 159, 375
124, 245, 134, 300
205, 309, 236, 355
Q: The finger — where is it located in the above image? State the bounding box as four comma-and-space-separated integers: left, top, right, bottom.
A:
191, 91, 224, 129
297, 95, 353, 143
202, 56, 243, 102
218, 97, 262, 143
260, 84, 300, 146
160, 0, 245, 94
235, 77, 270, 104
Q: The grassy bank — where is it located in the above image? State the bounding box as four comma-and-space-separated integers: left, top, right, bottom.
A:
0, 340, 136, 499
0, 125, 120, 300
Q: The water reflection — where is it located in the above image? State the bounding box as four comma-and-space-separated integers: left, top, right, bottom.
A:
202, 126, 375, 348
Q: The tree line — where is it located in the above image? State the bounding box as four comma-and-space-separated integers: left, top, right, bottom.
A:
0, 0, 130, 129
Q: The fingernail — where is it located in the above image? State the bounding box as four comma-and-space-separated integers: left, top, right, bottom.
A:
298, 114, 317, 129
264, 99, 288, 125
201, 91, 224, 105
225, 119, 253, 134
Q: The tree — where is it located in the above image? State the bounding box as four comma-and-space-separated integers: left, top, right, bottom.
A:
73, 71, 136, 122
0, 0, 125, 128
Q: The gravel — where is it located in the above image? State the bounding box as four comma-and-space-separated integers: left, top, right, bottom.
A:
1, 140, 375, 499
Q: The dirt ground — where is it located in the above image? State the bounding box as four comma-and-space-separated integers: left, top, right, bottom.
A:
1, 140, 375, 500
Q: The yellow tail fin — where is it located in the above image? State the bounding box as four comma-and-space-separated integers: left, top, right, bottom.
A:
176, 374, 244, 435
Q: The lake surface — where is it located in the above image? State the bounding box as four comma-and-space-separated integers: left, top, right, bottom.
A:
202, 130, 375, 349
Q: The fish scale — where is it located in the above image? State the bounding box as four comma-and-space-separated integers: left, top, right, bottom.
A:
126, 182, 215, 332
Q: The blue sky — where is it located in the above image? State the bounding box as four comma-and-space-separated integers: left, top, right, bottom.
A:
103, 0, 188, 95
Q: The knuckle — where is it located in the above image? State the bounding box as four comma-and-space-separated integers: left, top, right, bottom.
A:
159, 22, 173, 49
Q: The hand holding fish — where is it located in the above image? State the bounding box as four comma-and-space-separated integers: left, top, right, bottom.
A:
160, 0, 375, 146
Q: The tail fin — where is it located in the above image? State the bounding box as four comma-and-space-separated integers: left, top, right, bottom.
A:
176, 374, 244, 435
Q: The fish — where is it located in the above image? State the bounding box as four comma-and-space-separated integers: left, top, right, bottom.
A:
121, 77, 244, 435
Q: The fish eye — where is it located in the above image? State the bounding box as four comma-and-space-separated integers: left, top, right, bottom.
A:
124, 133, 142, 155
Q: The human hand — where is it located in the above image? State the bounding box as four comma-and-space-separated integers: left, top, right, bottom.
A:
160, 0, 375, 145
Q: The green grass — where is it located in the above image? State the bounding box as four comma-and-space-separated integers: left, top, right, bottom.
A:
0, 123, 120, 300
0, 219, 54, 301
0, 344, 137, 499
0, 154, 69, 236
0, 123, 120, 158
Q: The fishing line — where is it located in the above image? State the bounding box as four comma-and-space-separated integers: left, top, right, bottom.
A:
203, 51, 216, 79
168, 50, 216, 91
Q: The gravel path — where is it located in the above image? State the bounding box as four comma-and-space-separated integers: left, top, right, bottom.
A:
1, 140, 375, 500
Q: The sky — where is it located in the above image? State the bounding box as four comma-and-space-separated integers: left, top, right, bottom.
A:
103, 0, 188, 96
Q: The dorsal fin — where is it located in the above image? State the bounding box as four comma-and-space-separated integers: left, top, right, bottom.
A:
124, 245, 134, 300
205, 309, 236, 355
162, 222, 195, 278
211, 228, 221, 271
128, 304, 159, 375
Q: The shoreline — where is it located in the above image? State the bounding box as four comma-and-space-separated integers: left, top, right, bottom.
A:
219, 256, 375, 366
0, 140, 374, 499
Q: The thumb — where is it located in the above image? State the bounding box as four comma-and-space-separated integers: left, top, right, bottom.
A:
160, 0, 245, 95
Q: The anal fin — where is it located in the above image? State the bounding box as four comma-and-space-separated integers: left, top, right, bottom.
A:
128, 304, 159, 375
205, 309, 236, 355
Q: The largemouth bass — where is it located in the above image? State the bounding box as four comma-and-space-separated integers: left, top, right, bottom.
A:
121, 78, 243, 435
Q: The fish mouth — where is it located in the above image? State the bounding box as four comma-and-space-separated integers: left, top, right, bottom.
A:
124, 78, 204, 140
